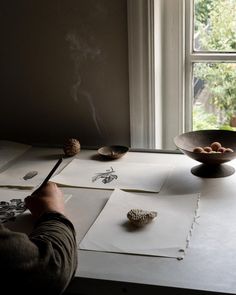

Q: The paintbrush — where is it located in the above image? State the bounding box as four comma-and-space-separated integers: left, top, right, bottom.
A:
32, 157, 63, 195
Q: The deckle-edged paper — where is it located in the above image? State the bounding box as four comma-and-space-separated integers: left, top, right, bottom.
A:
79, 189, 200, 259
0, 140, 31, 170
51, 159, 172, 192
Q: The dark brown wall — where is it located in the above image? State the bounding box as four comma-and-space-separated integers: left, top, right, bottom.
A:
0, 0, 130, 147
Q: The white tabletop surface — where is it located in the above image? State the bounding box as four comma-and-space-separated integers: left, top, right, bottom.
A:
2, 146, 236, 295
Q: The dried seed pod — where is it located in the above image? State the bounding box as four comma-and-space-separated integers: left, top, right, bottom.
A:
63, 138, 81, 157
127, 209, 157, 227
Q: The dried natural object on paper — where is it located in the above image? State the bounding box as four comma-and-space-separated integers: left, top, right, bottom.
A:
23, 171, 38, 180
63, 138, 81, 157
127, 208, 158, 226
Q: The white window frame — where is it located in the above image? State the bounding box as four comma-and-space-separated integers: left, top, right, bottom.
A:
128, 0, 236, 150
161, 0, 185, 149
185, 0, 236, 132
128, 0, 184, 150
127, 0, 156, 149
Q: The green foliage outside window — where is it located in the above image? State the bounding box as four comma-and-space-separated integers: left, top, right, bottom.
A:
194, 0, 214, 29
193, 0, 236, 130
193, 105, 218, 130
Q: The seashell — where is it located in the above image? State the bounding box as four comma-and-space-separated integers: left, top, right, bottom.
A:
127, 208, 158, 226
63, 138, 81, 157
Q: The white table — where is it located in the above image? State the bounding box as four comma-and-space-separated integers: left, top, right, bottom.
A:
2, 147, 236, 295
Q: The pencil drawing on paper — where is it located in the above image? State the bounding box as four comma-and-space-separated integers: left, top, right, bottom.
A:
92, 167, 118, 184
0, 199, 25, 223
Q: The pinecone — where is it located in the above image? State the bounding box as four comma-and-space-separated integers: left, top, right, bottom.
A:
63, 138, 81, 157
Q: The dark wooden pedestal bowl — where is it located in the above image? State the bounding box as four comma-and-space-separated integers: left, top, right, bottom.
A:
174, 130, 236, 178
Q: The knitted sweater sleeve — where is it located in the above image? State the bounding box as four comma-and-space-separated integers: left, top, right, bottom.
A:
0, 212, 78, 295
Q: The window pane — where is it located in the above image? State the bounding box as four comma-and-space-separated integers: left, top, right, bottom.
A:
194, 0, 236, 52
193, 63, 236, 130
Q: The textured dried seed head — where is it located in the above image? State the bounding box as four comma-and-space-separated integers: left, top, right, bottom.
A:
127, 209, 157, 226
63, 138, 81, 156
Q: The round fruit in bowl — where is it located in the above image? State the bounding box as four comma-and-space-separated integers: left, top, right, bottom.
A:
174, 130, 236, 177
192, 141, 234, 155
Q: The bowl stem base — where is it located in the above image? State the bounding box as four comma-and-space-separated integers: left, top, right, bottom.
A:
191, 164, 235, 178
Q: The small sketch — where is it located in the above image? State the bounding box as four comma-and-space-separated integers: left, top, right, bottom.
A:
0, 199, 26, 223
92, 167, 118, 184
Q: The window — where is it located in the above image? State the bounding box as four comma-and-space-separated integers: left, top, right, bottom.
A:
128, 0, 236, 150
188, 0, 236, 133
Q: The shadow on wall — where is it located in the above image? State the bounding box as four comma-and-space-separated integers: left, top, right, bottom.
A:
0, 0, 130, 148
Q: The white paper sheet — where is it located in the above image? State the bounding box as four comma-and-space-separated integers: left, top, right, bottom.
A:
51, 159, 172, 192
0, 150, 63, 188
0, 140, 31, 170
79, 189, 200, 259
0, 188, 72, 233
